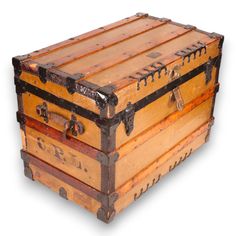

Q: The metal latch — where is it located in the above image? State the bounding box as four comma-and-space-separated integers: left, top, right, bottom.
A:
122, 102, 135, 136
168, 65, 184, 111
205, 57, 213, 84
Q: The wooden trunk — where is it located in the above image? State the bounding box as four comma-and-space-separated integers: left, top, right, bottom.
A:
13, 13, 224, 223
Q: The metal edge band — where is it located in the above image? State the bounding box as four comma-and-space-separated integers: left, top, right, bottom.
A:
12, 55, 31, 76
96, 107, 119, 223
19, 113, 101, 161
21, 150, 102, 201
15, 56, 220, 128
111, 55, 220, 124
15, 78, 100, 122
165, 18, 224, 45
206, 54, 223, 142
21, 149, 119, 223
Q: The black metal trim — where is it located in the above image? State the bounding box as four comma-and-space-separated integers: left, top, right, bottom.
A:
15, 78, 100, 122
15, 56, 220, 127
12, 55, 31, 76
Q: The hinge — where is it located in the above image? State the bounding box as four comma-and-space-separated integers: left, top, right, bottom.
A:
122, 102, 135, 136
205, 57, 213, 84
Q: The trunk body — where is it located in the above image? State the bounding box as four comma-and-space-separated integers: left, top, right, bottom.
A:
13, 13, 224, 223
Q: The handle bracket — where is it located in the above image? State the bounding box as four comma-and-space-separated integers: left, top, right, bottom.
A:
36, 102, 84, 138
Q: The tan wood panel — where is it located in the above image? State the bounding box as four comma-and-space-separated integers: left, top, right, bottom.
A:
34, 17, 159, 64
22, 92, 101, 149
29, 164, 101, 214
59, 24, 188, 75
20, 71, 100, 114
85, 31, 213, 86
25, 14, 143, 60
116, 67, 217, 149
115, 97, 213, 189
114, 39, 219, 113
25, 126, 101, 190
115, 129, 208, 214
117, 85, 216, 159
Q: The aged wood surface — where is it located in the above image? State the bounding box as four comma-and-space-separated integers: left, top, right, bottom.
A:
115, 97, 214, 188
20, 71, 100, 114
117, 84, 217, 158
22, 92, 101, 149
116, 68, 218, 149
115, 125, 210, 213
14, 13, 223, 223
16, 14, 221, 120
29, 163, 101, 214
114, 39, 220, 113
25, 126, 101, 190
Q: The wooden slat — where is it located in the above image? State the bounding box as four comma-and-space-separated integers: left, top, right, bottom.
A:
25, 125, 102, 190
117, 84, 217, 157
22, 150, 101, 200
116, 67, 218, 149
29, 163, 101, 214
59, 25, 191, 76
46, 19, 167, 68
115, 126, 209, 213
24, 14, 145, 61
115, 96, 214, 188
25, 115, 100, 160
116, 119, 211, 197
22, 92, 101, 149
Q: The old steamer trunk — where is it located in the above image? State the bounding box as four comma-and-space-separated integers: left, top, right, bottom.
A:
13, 13, 224, 223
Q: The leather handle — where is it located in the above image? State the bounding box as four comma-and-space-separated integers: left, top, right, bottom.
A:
36, 102, 84, 138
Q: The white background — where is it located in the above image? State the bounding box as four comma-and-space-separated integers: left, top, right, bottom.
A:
0, 0, 235, 235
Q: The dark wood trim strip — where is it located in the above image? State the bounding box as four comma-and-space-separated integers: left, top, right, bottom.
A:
116, 118, 214, 196
21, 150, 102, 201
51, 20, 167, 68
15, 56, 220, 127
110, 56, 220, 126
116, 84, 218, 159
23, 114, 101, 161
15, 77, 100, 122
76, 27, 192, 79
19, 14, 146, 62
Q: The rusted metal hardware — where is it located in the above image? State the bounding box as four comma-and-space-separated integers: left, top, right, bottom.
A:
15, 56, 220, 131
122, 102, 135, 136
205, 57, 214, 84
23, 161, 34, 181
130, 61, 167, 90
169, 149, 192, 171
175, 41, 207, 65
96, 193, 118, 223
59, 187, 68, 200
168, 65, 184, 111
36, 102, 85, 138
134, 174, 161, 201
12, 55, 31, 76
97, 206, 116, 223
95, 86, 118, 110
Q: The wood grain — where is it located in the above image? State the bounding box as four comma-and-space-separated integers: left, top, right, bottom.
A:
115, 128, 209, 213
29, 163, 101, 214
25, 126, 101, 190
115, 97, 213, 188
22, 92, 101, 149
116, 67, 217, 149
